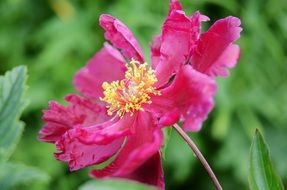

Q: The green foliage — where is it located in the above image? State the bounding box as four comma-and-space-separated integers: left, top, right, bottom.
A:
0, 66, 49, 189
164, 130, 197, 184
249, 129, 284, 190
0, 66, 27, 161
216, 124, 250, 183
1, 0, 287, 189
78, 180, 156, 190
161, 127, 173, 160
0, 162, 49, 190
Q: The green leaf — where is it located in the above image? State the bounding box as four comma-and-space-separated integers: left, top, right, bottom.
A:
249, 129, 284, 190
0, 162, 49, 190
78, 179, 157, 190
0, 66, 27, 161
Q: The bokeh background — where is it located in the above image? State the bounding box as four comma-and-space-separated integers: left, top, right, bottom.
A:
1, 0, 287, 189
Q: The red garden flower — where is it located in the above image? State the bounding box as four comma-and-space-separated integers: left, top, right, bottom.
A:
39, 0, 241, 189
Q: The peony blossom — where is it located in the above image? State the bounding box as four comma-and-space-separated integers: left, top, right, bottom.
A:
39, 0, 241, 189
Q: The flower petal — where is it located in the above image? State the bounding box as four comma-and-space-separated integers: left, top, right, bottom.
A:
150, 35, 162, 69
74, 115, 136, 145
99, 14, 144, 62
169, 0, 183, 12
191, 16, 242, 77
54, 115, 135, 171
39, 94, 108, 143
90, 112, 163, 186
120, 153, 164, 189
154, 7, 208, 86
55, 133, 124, 171
158, 108, 180, 127
147, 65, 216, 132
73, 43, 126, 99
150, 0, 183, 70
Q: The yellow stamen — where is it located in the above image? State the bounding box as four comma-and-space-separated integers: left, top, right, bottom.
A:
100, 59, 160, 118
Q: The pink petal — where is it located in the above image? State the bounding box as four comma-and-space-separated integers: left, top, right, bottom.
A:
169, 0, 183, 13
147, 65, 216, 132
150, 35, 162, 69
158, 108, 180, 127
191, 16, 242, 77
39, 94, 108, 143
55, 115, 136, 171
122, 153, 164, 189
90, 112, 163, 187
73, 43, 126, 100
154, 9, 208, 86
55, 133, 124, 171
75, 115, 136, 145
99, 14, 144, 62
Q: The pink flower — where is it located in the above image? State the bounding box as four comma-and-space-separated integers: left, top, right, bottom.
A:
39, 0, 241, 189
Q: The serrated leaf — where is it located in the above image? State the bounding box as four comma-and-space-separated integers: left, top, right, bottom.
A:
78, 179, 157, 190
0, 66, 27, 161
249, 129, 284, 190
0, 162, 49, 190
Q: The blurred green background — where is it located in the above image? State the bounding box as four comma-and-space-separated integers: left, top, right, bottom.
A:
1, 0, 287, 189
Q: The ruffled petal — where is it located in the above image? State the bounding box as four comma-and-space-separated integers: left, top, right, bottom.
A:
39, 94, 108, 143
99, 14, 144, 62
154, 4, 208, 86
54, 115, 136, 171
191, 16, 242, 77
150, 1, 183, 70
73, 43, 126, 99
147, 65, 216, 132
55, 134, 124, 171
90, 112, 163, 187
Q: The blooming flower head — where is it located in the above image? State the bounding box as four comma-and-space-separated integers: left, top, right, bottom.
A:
39, 0, 242, 189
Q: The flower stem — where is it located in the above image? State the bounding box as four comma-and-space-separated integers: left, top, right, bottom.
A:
172, 123, 222, 190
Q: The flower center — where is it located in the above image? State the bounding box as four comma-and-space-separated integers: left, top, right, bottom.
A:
100, 59, 160, 117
